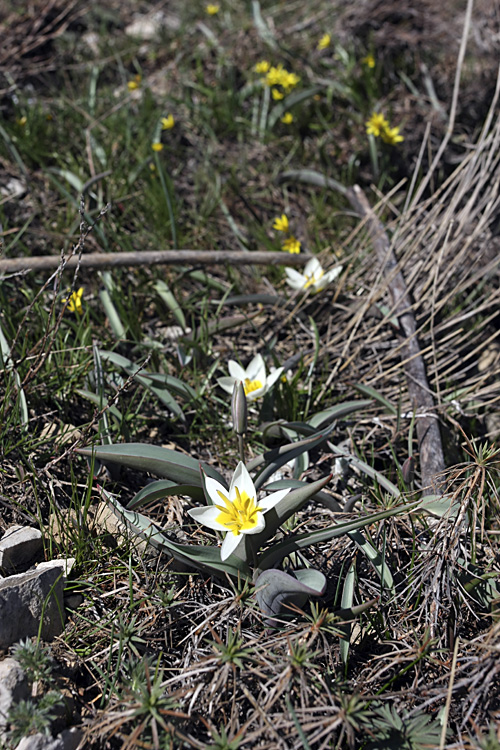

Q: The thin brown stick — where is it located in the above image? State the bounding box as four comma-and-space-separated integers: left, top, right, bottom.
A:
0, 250, 311, 275
346, 185, 445, 491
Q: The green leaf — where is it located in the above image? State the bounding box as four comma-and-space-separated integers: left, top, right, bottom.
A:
254, 567, 326, 622
248, 474, 332, 555
339, 562, 356, 665
75, 389, 124, 423
77, 443, 225, 487
347, 529, 394, 593
102, 487, 251, 580
307, 400, 373, 429
269, 86, 323, 128
263, 478, 342, 512
352, 384, 397, 415
256, 501, 419, 572
127, 480, 205, 509
98, 349, 192, 419
249, 423, 334, 488
417, 494, 459, 518
153, 280, 187, 332
328, 443, 401, 498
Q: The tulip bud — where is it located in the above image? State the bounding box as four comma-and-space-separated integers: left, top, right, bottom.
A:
402, 455, 415, 485
231, 380, 248, 436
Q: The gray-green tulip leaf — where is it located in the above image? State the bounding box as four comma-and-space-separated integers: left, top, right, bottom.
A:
127, 480, 205, 510
102, 487, 251, 580
78, 443, 226, 487
254, 567, 326, 624
256, 501, 420, 572
250, 424, 334, 489
247, 474, 332, 556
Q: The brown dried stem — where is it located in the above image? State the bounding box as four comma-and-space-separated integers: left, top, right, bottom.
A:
0, 250, 311, 275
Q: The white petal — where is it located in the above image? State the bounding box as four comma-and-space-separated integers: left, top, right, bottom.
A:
260, 487, 290, 511
221, 530, 243, 560
304, 257, 322, 277
246, 353, 265, 381
285, 268, 306, 289
217, 376, 237, 394
245, 384, 266, 401
285, 267, 305, 282
230, 462, 256, 502
265, 367, 284, 389
204, 474, 229, 506
228, 360, 247, 381
324, 264, 343, 283
242, 512, 266, 535
313, 278, 328, 292
187, 505, 226, 531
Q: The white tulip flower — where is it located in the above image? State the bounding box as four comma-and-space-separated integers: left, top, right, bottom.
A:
217, 353, 283, 401
188, 462, 290, 560
284, 257, 342, 293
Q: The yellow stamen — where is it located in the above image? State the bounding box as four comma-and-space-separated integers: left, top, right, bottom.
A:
215, 488, 263, 535
304, 270, 323, 289
243, 378, 262, 396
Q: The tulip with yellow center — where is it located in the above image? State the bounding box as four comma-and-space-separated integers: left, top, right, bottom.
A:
62, 287, 84, 315
285, 257, 342, 293
217, 353, 283, 402
188, 462, 290, 560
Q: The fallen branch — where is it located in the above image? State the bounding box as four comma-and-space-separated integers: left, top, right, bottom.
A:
346, 185, 445, 491
0, 250, 312, 275
280, 170, 445, 491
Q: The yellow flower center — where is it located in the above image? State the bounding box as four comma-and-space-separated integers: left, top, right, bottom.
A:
304, 270, 323, 289
243, 378, 262, 396
215, 487, 263, 536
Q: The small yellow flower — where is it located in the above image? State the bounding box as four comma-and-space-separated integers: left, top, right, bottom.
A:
127, 74, 142, 91
282, 71, 300, 91
317, 33, 331, 50
381, 125, 404, 145
206, 3, 220, 14
273, 214, 289, 233
152, 142, 163, 152
280, 112, 293, 124
161, 115, 175, 130
17, 116, 27, 127
282, 236, 301, 254
63, 287, 84, 315
254, 60, 270, 74
362, 54, 375, 68
271, 88, 284, 100
365, 112, 389, 137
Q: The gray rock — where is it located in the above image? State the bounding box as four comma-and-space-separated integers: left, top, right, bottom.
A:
15, 727, 83, 750
0, 560, 74, 649
0, 526, 43, 573
0, 657, 29, 739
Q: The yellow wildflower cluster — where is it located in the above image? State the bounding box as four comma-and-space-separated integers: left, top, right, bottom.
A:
273, 213, 301, 254
365, 112, 404, 145
254, 61, 300, 101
